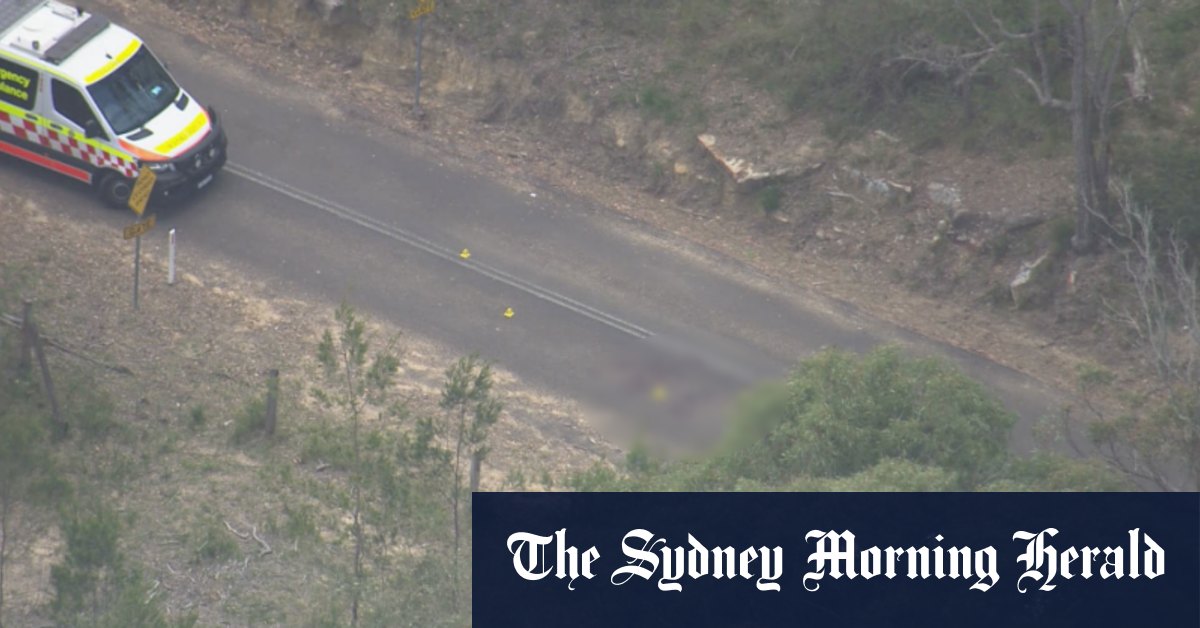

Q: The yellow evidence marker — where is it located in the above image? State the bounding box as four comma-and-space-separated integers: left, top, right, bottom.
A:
460, 248, 471, 260
503, 307, 515, 319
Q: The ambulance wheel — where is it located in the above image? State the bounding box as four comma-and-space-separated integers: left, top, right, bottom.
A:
98, 172, 134, 209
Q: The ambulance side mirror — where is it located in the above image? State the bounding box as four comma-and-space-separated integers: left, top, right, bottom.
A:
84, 119, 103, 139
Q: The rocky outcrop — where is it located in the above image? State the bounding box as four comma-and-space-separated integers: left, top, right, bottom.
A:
1010, 252, 1051, 309
311, 0, 345, 21
697, 133, 825, 185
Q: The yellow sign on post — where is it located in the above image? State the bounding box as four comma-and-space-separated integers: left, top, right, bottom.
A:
128, 166, 157, 216
123, 214, 156, 240
409, 0, 435, 20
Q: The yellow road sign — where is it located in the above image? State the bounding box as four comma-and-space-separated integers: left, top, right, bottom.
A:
123, 214, 156, 240
409, 0, 435, 20
128, 166, 157, 216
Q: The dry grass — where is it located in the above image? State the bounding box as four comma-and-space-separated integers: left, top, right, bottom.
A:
0, 190, 613, 625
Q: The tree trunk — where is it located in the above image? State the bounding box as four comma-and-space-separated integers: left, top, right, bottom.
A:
264, 369, 279, 436
470, 450, 483, 493
1067, 6, 1098, 253
16, 301, 32, 378
451, 407, 466, 610
351, 417, 362, 628
959, 80, 975, 122
343, 354, 362, 628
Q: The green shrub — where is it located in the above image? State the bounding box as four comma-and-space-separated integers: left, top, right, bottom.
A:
283, 502, 319, 543
189, 405, 207, 430
758, 185, 782, 214
637, 84, 681, 124
984, 281, 1012, 308
52, 504, 196, 627
63, 374, 118, 442
503, 468, 528, 490
1048, 214, 1076, 255
193, 520, 239, 563
1122, 138, 1200, 251
1146, 1, 1200, 65
299, 421, 355, 469
231, 396, 267, 444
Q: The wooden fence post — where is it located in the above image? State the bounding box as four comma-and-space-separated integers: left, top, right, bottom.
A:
17, 300, 32, 376
264, 369, 279, 436
28, 320, 65, 439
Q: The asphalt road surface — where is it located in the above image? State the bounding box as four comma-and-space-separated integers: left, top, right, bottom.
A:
0, 12, 1069, 453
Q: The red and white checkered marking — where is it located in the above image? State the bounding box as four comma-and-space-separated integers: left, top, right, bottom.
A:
0, 110, 136, 179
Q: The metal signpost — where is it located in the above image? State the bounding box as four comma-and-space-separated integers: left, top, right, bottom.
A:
123, 213, 156, 240
168, 228, 177, 285
409, 0, 435, 113
126, 167, 157, 310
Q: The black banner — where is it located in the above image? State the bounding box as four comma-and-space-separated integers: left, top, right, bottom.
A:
474, 492, 1199, 627
0, 56, 38, 109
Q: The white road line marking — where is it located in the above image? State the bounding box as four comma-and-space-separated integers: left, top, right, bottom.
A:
225, 161, 762, 384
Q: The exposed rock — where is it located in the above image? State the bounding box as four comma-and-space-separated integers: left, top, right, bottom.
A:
697, 133, 824, 185
647, 138, 678, 161
564, 92, 594, 125
1010, 252, 1051, 309
1003, 213, 1048, 233
826, 188, 863, 204
865, 178, 890, 197
607, 113, 643, 150
698, 134, 788, 183
872, 129, 901, 143
841, 167, 912, 200
950, 209, 979, 230
311, 0, 345, 20
928, 182, 962, 209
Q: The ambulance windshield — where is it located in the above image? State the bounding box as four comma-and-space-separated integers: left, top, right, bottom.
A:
87, 45, 180, 135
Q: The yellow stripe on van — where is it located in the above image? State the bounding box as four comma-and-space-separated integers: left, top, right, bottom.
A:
0, 49, 72, 83
85, 40, 141, 85
154, 110, 208, 155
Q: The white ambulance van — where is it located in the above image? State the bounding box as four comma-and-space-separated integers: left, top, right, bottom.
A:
0, 0, 225, 206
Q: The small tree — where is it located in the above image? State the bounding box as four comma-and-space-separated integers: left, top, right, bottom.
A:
0, 343, 56, 627
1056, 186, 1199, 490
0, 392, 45, 627
439, 354, 501, 608
50, 505, 122, 624
50, 504, 195, 627
312, 303, 399, 627
956, 0, 1148, 252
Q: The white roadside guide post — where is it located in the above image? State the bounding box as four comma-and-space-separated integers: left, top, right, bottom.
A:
124, 167, 158, 310
168, 228, 176, 285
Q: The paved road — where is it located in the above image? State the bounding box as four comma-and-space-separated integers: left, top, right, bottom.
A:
0, 10, 1067, 452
